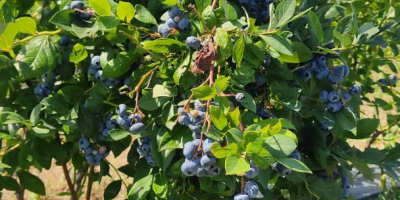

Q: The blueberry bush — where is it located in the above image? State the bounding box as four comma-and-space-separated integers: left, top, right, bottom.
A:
0, 0, 399, 199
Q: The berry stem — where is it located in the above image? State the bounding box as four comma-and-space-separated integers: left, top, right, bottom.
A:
86, 166, 94, 200
128, 65, 159, 95
241, 175, 245, 193
174, 76, 210, 124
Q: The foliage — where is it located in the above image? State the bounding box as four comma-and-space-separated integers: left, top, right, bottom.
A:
0, 0, 399, 199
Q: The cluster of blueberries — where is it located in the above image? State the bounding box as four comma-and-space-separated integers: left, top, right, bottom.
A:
137, 137, 157, 166
97, 114, 117, 141
298, 55, 350, 84
158, 6, 190, 38
177, 99, 213, 139
88, 56, 121, 88
237, 0, 274, 21
79, 136, 109, 166
320, 85, 361, 113
378, 74, 397, 92
34, 70, 57, 100
271, 150, 301, 176
115, 104, 146, 135
69, 1, 92, 21
234, 181, 262, 200
181, 138, 221, 177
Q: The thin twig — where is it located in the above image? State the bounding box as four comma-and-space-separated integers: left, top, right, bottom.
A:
86, 166, 94, 200
127, 65, 159, 95
211, 0, 219, 10
62, 164, 78, 200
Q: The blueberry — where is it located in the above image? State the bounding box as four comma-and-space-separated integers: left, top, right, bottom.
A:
101, 128, 110, 137
146, 155, 157, 166
310, 61, 318, 71
95, 70, 104, 81
94, 153, 103, 162
116, 115, 130, 129
235, 93, 245, 102
332, 66, 345, 77
128, 122, 146, 135
178, 115, 191, 126
234, 194, 249, 200
196, 167, 207, 177
84, 146, 93, 156
178, 18, 190, 31
290, 150, 301, 160
181, 159, 199, 176
158, 23, 171, 38
328, 73, 343, 84
79, 137, 90, 149
378, 78, 390, 86
320, 90, 329, 103
327, 101, 343, 112
165, 18, 178, 29
97, 134, 106, 141
183, 141, 198, 159
328, 91, 340, 102
349, 84, 362, 96
255, 75, 265, 86
59, 36, 70, 47
40, 82, 51, 90
320, 121, 329, 131
188, 124, 202, 133
262, 54, 271, 67
202, 138, 214, 154
206, 165, 221, 176
341, 175, 351, 198
34, 85, 44, 96
185, 36, 201, 49
341, 91, 351, 102
140, 137, 150, 144
200, 155, 217, 169
315, 64, 330, 79
316, 55, 327, 66
85, 154, 95, 165
128, 113, 142, 123
105, 119, 117, 129
78, 12, 92, 20
245, 166, 259, 179
70, 1, 84, 9
244, 181, 259, 198
298, 69, 312, 81
98, 146, 107, 155
341, 65, 350, 77
277, 163, 291, 175
91, 56, 101, 69
116, 104, 128, 116
168, 6, 183, 18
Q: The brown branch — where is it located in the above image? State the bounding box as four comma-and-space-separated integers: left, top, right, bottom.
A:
127, 65, 159, 95
241, 176, 245, 193
86, 166, 94, 200
367, 131, 382, 149
15, 187, 24, 200
62, 164, 78, 200
74, 168, 87, 194
211, 0, 219, 10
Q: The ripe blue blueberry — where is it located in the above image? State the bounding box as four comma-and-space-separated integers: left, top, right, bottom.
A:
128, 122, 146, 135
320, 90, 329, 103
178, 18, 190, 31
298, 69, 311, 81
79, 137, 90, 149
234, 194, 249, 200
105, 119, 117, 129
91, 56, 101, 69
78, 12, 91, 20
165, 17, 178, 29
349, 84, 362, 96
378, 78, 389, 86
328, 91, 340, 102
341, 65, 350, 77
389, 74, 397, 86
310, 61, 318, 71
116, 104, 128, 116
245, 166, 259, 179
70, 1, 84, 9
178, 115, 191, 125
262, 54, 271, 67
315, 64, 330, 79
188, 124, 202, 133
200, 155, 216, 169
146, 155, 157, 166
327, 101, 343, 112
320, 121, 329, 131
316, 55, 327, 66
59, 36, 70, 47
202, 138, 214, 154
185, 36, 201, 49
290, 150, 301, 160
341, 91, 351, 102
183, 141, 198, 159
95, 70, 104, 81
235, 93, 245, 102
101, 128, 110, 137
116, 115, 130, 129
168, 6, 183, 18
255, 75, 265, 86
158, 23, 171, 38
328, 72, 343, 84
181, 159, 199, 176
244, 181, 259, 198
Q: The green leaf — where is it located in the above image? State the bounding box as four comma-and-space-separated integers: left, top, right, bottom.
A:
264, 134, 297, 158
274, 0, 296, 28
2, 176, 20, 191
250, 149, 275, 169
191, 86, 217, 100
269, 81, 302, 111
30, 104, 41, 126
97, 15, 120, 30
215, 28, 229, 49
15, 17, 36, 35
142, 39, 187, 53
209, 105, 228, 130
225, 153, 250, 175
211, 143, 238, 158
233, 36, 245, 66
116, 1, 135, 22
260, 35, 293, 55
227, 128, 243, 143
128, 174, 154, 200
69, 43, 88, 63
17, 170, 46, 195
153, 85, 177, 98
49, 9, 75, 31
246, 138, 264, 155
308, 11, 324, 45
134, 5, 157, 25
349, 157, 373, 180
202, 6, 217, 30
88, 0, 112, 16
0, 22, 18, 52
214, 76, 230, 93
238, 91, 256, 113
102, 52, 137, 78
16, 35, 57, 79
277, 42, 312, 63
152, 173, 168, 198
219, 0, 237, 20
138, 91, 169, 111
336, 107, 357, 132
345, 118, 379, 139
159, 0, 178, 6
104, 180, 122, 200
72, 21, 99, 38
195, 0, 212, 13
107, 129, 131, 141
275, 157, 312, 173
227, 107, 241, 127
